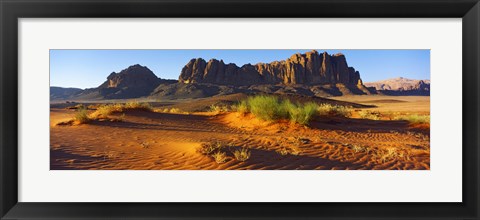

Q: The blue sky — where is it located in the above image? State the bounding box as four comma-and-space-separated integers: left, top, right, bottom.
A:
50, 49, 430, 89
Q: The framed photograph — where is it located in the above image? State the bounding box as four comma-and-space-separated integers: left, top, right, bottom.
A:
1, 0, 479, 219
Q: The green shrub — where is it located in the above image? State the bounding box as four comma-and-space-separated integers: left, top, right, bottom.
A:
288, 102, 318, 125
233, 95, 353, 125
247, 95, 288, 121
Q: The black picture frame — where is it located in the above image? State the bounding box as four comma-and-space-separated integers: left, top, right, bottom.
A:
1, 0, 479, 219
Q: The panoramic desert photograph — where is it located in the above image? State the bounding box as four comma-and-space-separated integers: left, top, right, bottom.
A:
50, 49, 430, 170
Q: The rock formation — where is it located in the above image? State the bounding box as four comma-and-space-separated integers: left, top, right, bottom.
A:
179, 50, 362, 86
74, 64, 176, 100
98, 64, 161, 90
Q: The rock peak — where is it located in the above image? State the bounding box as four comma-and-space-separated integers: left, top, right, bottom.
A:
100, 64, 159, 89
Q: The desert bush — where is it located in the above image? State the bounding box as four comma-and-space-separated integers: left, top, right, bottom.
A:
233, 148, 251, 162
234, 95, 356, 125
394, 114, 430, 124
317, 104, 351, 117
235, 95, 318, 125
74, 109, 91, 124
246, 95, 288, 121
288, 102, 319, 125
358, 110, 381, 120
212, 151, 228, 164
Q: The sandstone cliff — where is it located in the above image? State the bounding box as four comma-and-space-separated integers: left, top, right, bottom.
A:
179, 50, 362, 86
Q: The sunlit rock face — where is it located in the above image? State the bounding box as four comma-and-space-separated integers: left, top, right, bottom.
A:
179, 50, 362, 86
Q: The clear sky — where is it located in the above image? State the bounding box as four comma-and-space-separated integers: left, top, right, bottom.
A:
50, 49, 430, 89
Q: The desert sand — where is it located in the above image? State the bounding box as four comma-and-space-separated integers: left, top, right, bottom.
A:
50, 95, 430, 170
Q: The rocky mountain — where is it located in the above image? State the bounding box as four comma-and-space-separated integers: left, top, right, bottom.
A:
179, 50, 362, 86
62, 64, 176, 100
364, 77, 430, 96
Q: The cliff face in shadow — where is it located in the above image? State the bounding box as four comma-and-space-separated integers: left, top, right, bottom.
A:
179, 50, 362, 86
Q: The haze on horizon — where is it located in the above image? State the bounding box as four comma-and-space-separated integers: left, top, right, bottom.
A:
50, 49, 430, 89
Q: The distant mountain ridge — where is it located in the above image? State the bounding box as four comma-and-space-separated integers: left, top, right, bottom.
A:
364, 77, 430, 96
50, 87, 83, 100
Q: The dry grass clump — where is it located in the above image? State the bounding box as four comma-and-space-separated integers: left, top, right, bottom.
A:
73, 109, 91, 124
91, 102, 152, 118
124, 102, 153, 111
233, 148, 251, 162
347, 144, 414, 163
394, 114, 430, 124
349, 145, 371, 154
373, 148, 399, 163
212, 152, 228, 164
276, 147, 301, 156
159, 107, 184, 114
59, 102, 152, 126
92, 104, 124, 118
233, 100, 249, 115
197, 141, 225, 155
198, 141, 253, 163
209, 104, 230, 114
358, 110, 381, 120
370, 147, 412, 163
317, 104, 352, 117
